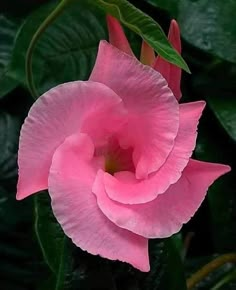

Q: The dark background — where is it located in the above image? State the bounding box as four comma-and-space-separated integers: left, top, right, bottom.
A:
0, 0, 235, 289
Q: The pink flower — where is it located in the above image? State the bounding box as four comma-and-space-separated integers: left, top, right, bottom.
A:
16, 17, 230, 272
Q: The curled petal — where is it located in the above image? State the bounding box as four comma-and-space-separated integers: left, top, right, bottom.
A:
49, 133, 150, 272
153, 20, 182, 101
17, 81, 124, 200
94, 160, 230, 238
104, 101, 206, 204
90, 41, 179, 178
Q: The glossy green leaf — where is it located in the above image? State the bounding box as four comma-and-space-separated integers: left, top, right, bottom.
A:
0, 93, 44, 289
0, 15, 20, 98
188, 56, 236, 141
9, 0, 108, 95
139, 238, 187, 290
206, 95, 236, 142
34, 193, 72, 290
160, 237, 187, 290
195, 116, 236, 252
89, 0, 189, 72
139, 240, 167, 290
0, 111, 21, 181
145, 0, 178, 16
178, 0, 236, 64
9, 1, 58, 87
0, 110, 42, 289
147, 0, 236, 64
0, 186, 37, 290
70, 251, 117, 290
64, 238, 186, 290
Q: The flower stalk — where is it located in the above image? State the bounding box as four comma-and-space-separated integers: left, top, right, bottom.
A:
25, 0, 71, 99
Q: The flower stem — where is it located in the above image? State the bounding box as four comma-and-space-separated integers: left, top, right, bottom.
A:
25, 0, 71, 99
187, 253, 236, 290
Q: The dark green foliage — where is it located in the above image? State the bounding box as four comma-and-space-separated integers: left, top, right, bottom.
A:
0, 0, 235, 289
0, 14, 20, 97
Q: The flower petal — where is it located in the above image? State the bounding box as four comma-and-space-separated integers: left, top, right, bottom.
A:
17, 81, 125, 200
106, 15, 134, 56
49, 133, 150, 272
94, 160, 230, 238
140, 41, 155, 65
104, 101, 206, 204
90, 41, 179, 178
153, 20, 182, 101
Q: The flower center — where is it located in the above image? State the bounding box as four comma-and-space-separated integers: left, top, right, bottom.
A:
105, 156, 120, 175
98, 137, 135, 175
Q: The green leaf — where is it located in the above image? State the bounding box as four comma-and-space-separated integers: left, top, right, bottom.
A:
34, 193, 72, 290
10, 0, 187, 97
148, 0, 236, 64
145, 0, 179, 17
0, 186, 36, 290
0, 14, 20, 98
0, 96, 46, 289
178, 0, 236, 64
70, 251, 117, 290
211, 268, 236, 290
89, 0, 190, 72
0, 111, 21, 182
9, 1, 58, 87
0, 75, 18, 98
195, 116, 236, 252
140, 238, 187, 290
160, 237, 187, 290
140, 240, 167, 290
66, 238, 187, 290
206, 95, 236, 142
9, 0, 108, 95
187, 55, 236, 141
0, 119, 43, 290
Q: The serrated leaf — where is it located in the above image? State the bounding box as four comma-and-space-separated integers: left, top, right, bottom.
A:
89, 0, 190, 72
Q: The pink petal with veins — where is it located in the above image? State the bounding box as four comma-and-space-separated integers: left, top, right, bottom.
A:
49, 133, 150, 271
17, 81, 125, 200
103, 101, 206, 204
90, 41, 179, 179
94, 160, 230, 238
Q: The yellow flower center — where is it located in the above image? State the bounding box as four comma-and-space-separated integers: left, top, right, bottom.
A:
105, 155, 120, 175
